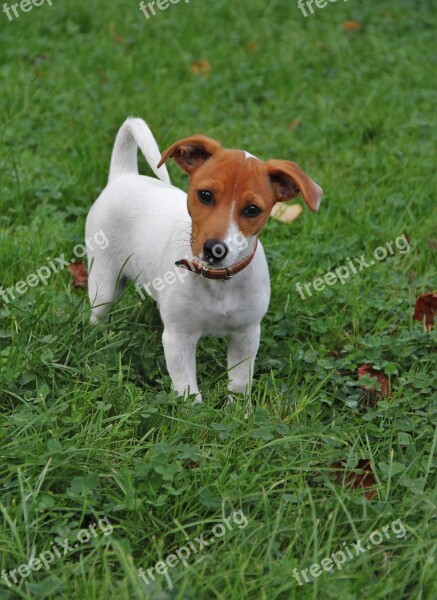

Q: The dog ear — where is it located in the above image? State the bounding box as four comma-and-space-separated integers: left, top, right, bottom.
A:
266, 160, 323, 212
158, 135, 222, 174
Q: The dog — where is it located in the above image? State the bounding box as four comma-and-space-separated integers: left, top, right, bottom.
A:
85, 118, 322, 402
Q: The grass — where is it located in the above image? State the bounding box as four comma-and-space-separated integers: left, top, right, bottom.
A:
0, 0, 436, 598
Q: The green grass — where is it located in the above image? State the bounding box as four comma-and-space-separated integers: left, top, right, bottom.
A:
1, 0, 436, 598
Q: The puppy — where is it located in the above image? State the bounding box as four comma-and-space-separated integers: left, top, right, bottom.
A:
86, 118, 322, 402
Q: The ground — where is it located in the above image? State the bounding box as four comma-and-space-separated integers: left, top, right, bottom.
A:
0, 0, 436, 599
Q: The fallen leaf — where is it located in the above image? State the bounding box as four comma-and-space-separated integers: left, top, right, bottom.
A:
414, 292, 437, 331
343, 21, 361, 31
357, 364, 391, 398
69, 263, 88, 289
270, 203, 302, 224
109, 21, 124, 44
246, 42, 258, 53
331, 459, 377, 500
182, 461, 200, 470
191, 60, 211, 77
287, 120, 301, 130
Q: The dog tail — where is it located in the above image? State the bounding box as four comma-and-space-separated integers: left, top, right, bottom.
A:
108, 118, 171, 184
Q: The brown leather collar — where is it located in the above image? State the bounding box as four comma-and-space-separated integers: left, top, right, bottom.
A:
175, 239, 258, 281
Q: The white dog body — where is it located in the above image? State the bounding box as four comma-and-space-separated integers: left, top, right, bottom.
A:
86, 120, 270, 399
86, 118, 322, 401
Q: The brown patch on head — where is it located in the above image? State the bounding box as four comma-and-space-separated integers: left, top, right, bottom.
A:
185, 151, 277, 257
159, 136, 323, 258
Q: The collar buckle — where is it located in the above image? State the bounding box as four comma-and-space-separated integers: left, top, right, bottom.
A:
225, 267, 234, 280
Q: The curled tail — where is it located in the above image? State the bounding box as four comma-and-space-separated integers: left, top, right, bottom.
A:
108, 117, 171, 184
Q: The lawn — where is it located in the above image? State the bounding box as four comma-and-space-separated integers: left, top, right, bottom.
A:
0, 0, 436, 598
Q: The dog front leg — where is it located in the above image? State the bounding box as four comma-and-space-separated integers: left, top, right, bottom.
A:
162, 329, 201, 402
227, 324, 261, 396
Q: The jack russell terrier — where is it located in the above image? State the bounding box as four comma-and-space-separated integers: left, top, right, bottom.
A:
86, 118, 322, 402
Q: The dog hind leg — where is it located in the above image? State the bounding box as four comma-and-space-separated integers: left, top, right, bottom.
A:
88, 260, 126, 323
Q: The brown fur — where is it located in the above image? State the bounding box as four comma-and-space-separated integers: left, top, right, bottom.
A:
158, 135, 322, 257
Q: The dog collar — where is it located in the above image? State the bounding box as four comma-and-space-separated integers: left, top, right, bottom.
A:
175, 239, 258, 281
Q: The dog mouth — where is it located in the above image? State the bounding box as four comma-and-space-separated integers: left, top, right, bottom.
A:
187, 241, 228, 267
177, 251, 230, 271
202, 258, 226, 269
185, 232, 255, 269
184, 254, 225, 269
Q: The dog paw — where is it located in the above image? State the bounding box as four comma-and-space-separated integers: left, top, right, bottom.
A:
243, 401, 254, 420
191, 393, 203, 405
226, 394, 237, 406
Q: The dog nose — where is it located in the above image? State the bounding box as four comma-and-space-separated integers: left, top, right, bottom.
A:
203, 239, 229, 263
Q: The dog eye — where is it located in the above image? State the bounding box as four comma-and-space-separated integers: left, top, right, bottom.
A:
243, 205, 262, 218
198, 190, 214, 205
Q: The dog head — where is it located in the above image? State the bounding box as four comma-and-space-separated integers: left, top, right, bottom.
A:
158, 135, 322, 268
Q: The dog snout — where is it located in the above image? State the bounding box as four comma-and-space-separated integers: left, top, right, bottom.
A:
203, 239, 229, 263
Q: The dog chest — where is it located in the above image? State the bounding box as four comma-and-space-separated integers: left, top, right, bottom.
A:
192, 279, 269, 336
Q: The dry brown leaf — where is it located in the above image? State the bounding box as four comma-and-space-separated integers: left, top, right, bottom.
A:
357, 363, 391, 398
270, 203, 303, 223
191, 60, 211, 77
246, 42, 258, 53
331, 459, 377, 500
109, 21, 124, 45
414, 291, 437, 331
288, 120, 301, 130
183, 461, 200, 470
69, 262, 88, 289
343, 21, 361, 31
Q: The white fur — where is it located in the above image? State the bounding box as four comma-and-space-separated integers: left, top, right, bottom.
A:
224, 219, 256, 267
86, 118, 271, 402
